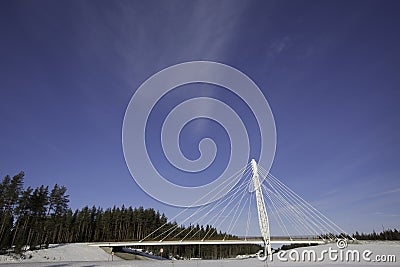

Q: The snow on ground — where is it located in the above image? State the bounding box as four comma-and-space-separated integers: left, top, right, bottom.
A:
0, 243, 121, 264
0, 241, 399, 266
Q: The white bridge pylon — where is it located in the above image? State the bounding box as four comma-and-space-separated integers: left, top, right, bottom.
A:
251, 159, 272, 258
91, 160, 355, 256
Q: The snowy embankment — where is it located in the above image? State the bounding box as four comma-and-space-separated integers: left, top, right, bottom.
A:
0, 243, 120, 264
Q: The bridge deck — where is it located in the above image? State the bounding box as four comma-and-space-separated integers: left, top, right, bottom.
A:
90, 238, 325, 247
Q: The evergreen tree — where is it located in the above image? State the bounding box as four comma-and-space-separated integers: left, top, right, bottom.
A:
0, 172, 24, 249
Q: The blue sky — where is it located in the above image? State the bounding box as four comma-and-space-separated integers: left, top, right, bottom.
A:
0, 0, 399, 234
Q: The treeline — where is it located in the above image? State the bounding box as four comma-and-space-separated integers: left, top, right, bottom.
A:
0, 172, 69, 252
353, 229, 400, 240
0, 172, 260, 258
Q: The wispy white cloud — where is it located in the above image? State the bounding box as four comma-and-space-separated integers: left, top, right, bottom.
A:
371, 211, 400, 217
268, 36, 291, 58
370, 187, 400, 198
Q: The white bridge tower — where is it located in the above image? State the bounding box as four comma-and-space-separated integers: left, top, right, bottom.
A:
251, 159, 272, 259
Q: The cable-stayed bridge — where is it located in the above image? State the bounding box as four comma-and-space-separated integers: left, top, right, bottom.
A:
91, 160, 354, 258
